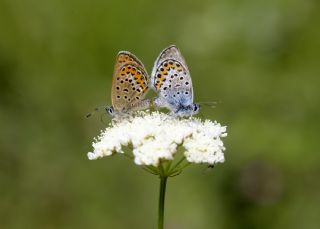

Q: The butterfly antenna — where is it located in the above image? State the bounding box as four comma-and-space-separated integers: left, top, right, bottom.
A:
198, 101, 220, 108
85, 106, 107, 118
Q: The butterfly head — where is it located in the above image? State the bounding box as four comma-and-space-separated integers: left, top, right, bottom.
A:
106, 106, 115, 116
106, 106, 132, 118
174, 103, 200, 117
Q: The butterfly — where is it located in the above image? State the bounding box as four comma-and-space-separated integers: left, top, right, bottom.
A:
106, 51, 151, 116
151, 45, 200, 117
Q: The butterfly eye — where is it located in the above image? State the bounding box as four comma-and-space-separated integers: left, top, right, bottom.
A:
106, 107, 114, 114
193, 105, 199, 112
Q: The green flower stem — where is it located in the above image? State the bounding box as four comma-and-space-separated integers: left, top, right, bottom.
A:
158, 175, 167, 229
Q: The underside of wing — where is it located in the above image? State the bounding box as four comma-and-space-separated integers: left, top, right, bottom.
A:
152, 59, 193, 107
111, 52, 149, 112
151, 45, 189, 79
151, 45, 194, 105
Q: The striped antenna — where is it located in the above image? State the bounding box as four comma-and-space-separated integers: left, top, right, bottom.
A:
198, 101, 221, 108
85, 106, 107, 118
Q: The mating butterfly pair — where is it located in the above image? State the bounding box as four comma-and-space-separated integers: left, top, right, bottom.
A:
106, 45, 199, 117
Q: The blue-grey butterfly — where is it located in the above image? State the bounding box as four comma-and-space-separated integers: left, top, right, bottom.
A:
151, 45, 200, 116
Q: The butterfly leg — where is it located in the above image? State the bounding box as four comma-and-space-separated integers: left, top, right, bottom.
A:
131, 99, 152, 111
152, 97, 168, 109
152, 97, 180, 116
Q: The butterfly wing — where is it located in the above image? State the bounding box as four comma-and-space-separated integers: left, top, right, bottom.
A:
111, 51, 149, 113
151, 45, 193, 109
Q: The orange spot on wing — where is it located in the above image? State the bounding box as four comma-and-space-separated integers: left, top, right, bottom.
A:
156, 83, 162, 89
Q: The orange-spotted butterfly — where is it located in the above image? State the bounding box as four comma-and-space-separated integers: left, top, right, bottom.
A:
151, 45, 200, 116
106, 51, 151, 116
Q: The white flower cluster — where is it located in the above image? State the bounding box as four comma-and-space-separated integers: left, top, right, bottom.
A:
87, 111, 227, 167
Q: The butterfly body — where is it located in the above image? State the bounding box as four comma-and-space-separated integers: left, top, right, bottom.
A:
151, 45, 199, 117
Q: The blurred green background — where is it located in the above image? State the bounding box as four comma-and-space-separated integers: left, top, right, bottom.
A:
1, 0, 319, 228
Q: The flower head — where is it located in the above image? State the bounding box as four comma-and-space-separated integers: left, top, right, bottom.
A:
88, 111, 227, 167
